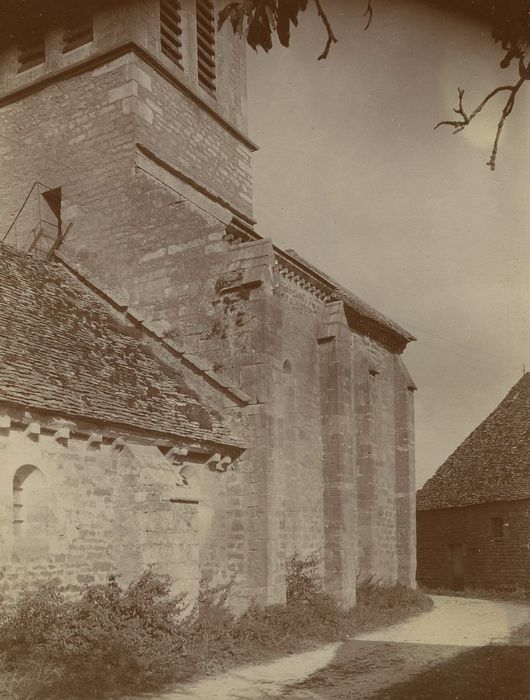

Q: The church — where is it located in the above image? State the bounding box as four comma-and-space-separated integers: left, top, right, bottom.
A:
0, 0, 417, 608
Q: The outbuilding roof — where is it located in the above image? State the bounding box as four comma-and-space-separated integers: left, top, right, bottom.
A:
417, 373, 530, 510
0, 243, 242, 448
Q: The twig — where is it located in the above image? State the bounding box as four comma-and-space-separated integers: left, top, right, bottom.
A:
364, 0, 373, 31
313, 0, 337, 60
487, 77, 525, 170
434, 87, 469, 131
434, 76, 528, 170
434, 85, 513, 132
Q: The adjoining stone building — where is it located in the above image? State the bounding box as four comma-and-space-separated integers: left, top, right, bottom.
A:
0, 242, 246, 600
0, 0, 417, 606
417, 373, 530, 591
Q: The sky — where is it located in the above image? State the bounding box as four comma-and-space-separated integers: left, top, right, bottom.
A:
245, 0, 530, 488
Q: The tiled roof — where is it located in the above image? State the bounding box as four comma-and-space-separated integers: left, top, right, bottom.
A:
283, 249, 415, 344
417, 373, 530, 510
0, 243, 241, 448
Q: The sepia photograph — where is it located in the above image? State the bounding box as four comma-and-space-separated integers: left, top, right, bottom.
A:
0, 0, 528, 698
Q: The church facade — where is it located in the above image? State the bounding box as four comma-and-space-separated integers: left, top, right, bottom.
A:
0, 0, 416, 607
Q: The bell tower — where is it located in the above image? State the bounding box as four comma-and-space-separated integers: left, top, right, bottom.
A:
0, 0, 284, 606
0, 0, 255, 273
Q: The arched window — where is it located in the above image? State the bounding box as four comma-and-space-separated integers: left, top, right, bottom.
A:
13, 465, 50, 537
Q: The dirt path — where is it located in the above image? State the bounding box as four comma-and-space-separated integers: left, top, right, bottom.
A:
137, 596, 530, 700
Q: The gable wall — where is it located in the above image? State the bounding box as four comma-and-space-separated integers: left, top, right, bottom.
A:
0, 419, 204, 600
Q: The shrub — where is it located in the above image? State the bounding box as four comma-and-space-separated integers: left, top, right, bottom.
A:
185, 576, 237, 672
351, 576, 433, 631
0, 570, 191, 698
0, 558, 432, 698
286, 550, 324, 604
0, 654, 63, 700
231, 552, 343, 654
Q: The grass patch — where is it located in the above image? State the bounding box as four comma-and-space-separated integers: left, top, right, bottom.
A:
423, 583, 530, 603
0, 555, 431, 699
351, 575, 433, 634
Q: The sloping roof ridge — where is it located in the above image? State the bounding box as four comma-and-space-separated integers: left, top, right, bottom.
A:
417, 372, 530, 510
227, 220, 415, 348
54, 251, 251, 407
0, 243, 244, 448
283, 248, 415, 343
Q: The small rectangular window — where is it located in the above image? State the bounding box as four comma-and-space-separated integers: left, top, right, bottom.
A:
63, 15, 93, 53
491, 517, 504, 539
18, 35, 45, 72
196, 0, 216, 93
160, 0, 183, 68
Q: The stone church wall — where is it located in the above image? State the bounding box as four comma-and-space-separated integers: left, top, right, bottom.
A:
417, 499, 530, 590
0, 0, 247, 132
0, 413, 206, 599
0, 0, 416, 606
0, 1, 253, 266
273, 274, 326, 561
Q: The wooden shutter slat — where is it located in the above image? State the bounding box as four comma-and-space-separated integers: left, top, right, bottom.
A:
197, 16, 215, 34
197, 34, 215, 57
160, 0, 183, 68
18, 38, 45, 71
198, 50, 215, 70
196, 0, 216, 92
161, 7, 182, 33
162, 44, 183, 64
161, 24, 182, 48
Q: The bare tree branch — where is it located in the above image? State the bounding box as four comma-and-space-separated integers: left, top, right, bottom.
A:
219, 0, 530, 171
434, 85, 514, 132
487, 77, 525, 170
434, 72, 528, 170
364, 0, 373, 31
313, 0, 337, 60
434, 87, 470, 132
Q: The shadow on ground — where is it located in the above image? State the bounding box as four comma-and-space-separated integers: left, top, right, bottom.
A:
283, 640, 530, 700
372, 644, 530, 700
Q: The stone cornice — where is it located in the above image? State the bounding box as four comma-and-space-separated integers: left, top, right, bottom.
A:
136, 143, 256, 227
0, 401, 241, 458
225, 220, 414, 354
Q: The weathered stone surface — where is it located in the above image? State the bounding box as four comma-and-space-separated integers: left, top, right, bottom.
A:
0, 0, 417, 607
0, 422, 199, 597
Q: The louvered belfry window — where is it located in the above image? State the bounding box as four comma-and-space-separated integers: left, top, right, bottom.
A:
196, 0, 216, 92
160, 0, 183, 68
18, 35, 45, 72
63, 14, 93, 53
